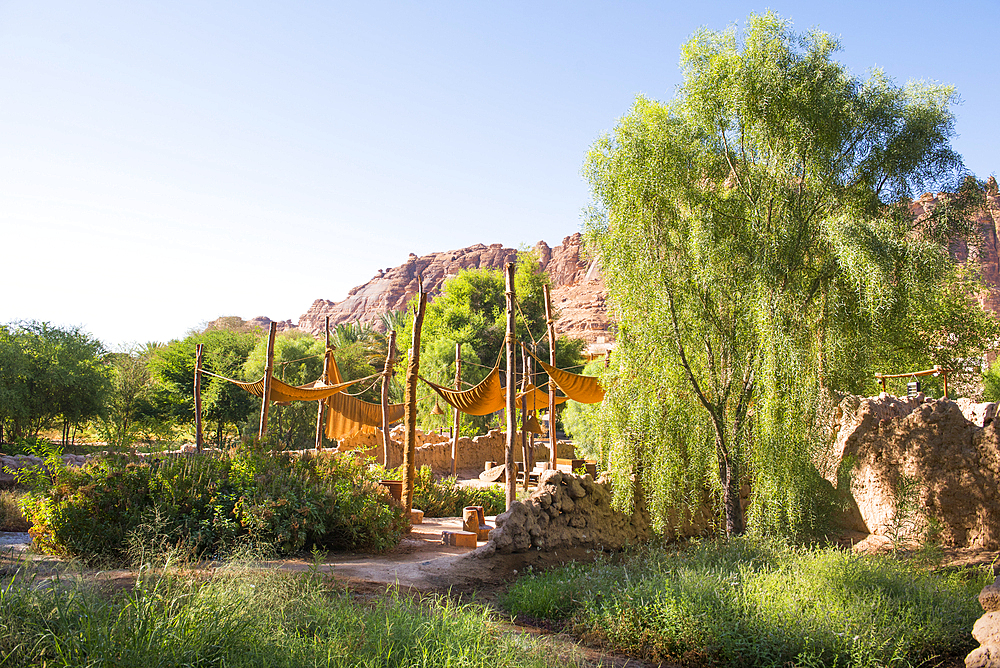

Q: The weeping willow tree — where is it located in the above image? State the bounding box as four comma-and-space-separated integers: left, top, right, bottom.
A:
585, 12, 996, 537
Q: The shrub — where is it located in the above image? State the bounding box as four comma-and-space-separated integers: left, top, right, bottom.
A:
409, 465, 505, 517
19, 449, 408, 564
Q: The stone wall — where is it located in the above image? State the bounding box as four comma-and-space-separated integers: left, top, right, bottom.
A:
0, 453, 90, 483
337, 427, 556, 474
472, 470, 650, 557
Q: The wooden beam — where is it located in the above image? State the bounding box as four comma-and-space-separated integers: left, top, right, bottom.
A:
504, 262, 517, 510
258, 322, 277, 440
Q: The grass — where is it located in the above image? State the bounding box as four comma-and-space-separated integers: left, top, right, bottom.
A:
0, 489, 29, 532
500, 537, 988, 668
0, 559, 579, 668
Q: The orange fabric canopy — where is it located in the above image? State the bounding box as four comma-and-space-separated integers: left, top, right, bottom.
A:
422, 365, 505, 416
529, 352, 605, 404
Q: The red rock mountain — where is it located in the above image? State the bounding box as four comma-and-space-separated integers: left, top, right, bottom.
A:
243, 182, 1000, 357
296, 233, 613, 353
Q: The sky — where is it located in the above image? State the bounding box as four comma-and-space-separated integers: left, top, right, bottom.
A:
1, 1, 997, 349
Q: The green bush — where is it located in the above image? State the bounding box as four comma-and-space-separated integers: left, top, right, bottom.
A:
501, 538, 988, 667
407, 465, 504, 517
19, 449, 408, 564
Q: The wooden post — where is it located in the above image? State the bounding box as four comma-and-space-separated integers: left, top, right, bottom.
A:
402, 283, 427, 514
943, 370, 949, 399
504, 262, 517, 510
450, 342, 462, 476
521, 351, 531, 491
258, 322, 277, 440
544, 284, 558, 469
194, 343, 204, 452
381, 328, 398, 467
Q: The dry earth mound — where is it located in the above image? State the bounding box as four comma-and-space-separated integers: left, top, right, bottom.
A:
831, 393, 1000, 549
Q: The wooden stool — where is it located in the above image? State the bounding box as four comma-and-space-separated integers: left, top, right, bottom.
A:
441, 530, 477, 548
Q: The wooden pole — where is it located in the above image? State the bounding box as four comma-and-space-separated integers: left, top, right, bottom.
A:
521, 351, 531, 491
258, 322, 277, 440
544, 284, 557, 470
194, 343, 204, 452
402, 283, 427, 514
381, 328, 398, 467
450, 342, 462, 476
504, 262, 517, 510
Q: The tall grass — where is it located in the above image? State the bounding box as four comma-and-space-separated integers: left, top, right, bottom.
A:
0, 489, 29, 532
0, 563, 577, 667
501, 538, 987, 667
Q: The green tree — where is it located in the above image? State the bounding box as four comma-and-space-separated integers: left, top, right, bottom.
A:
147, 323, 259, 444
98, 346, 158, 449
244, 330, 329, 448
0, 321, 109, 443
584, 12, 996, 537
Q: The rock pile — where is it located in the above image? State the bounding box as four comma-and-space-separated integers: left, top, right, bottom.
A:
966, 571, 1000, 668
472, 470, 650, 557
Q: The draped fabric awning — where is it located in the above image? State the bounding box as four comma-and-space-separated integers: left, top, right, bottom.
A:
516, 383, 569, 412
422, 365, 505, 416
528, 350, 605, 404
321, 351, 404, 439
324, 391, 405, 440
215, 371, 372, 403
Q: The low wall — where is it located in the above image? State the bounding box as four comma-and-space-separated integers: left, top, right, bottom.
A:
473, 470, 650, 557
0, 453, 89, 483
337, 428, 556, 474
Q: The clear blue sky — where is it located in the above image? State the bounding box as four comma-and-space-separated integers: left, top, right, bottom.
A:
2, 1, 996, 348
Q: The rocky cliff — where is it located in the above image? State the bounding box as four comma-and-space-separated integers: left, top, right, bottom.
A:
297, 233, 613, 352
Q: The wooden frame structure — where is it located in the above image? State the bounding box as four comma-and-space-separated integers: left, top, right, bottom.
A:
875, 365, 953, 398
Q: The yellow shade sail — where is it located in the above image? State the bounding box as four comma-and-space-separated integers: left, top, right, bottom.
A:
220, 371, 372, 403
422, 365, 505, 416
530, 353, 605, 404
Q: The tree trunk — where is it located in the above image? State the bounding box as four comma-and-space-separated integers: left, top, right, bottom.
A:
716, 433, 745, 536
258, 322, 277, 440
450, 342, 461, 476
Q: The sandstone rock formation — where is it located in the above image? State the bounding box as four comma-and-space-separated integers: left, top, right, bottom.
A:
911, 183, 1000, 317
830, 393, 1000, 548
296, 233, 613, 354
472, 470, 650, 556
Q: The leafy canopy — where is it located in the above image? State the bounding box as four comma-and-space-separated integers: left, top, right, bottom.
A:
585, 12, 996, 536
